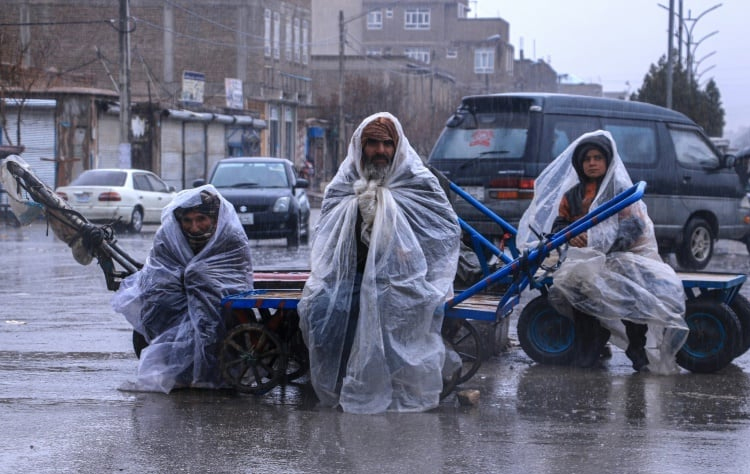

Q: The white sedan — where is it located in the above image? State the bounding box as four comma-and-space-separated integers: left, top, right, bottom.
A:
56, 169, 175, 232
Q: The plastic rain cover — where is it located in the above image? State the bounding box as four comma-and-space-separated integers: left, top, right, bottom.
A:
298, 112, 461, 413
111, 184, 253, 392
517, 130, 688, 374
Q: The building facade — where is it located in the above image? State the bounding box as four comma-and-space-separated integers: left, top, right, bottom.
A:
1, 0, 313, 189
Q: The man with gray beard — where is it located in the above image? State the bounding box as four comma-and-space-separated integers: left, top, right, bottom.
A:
298, 112, 462, 414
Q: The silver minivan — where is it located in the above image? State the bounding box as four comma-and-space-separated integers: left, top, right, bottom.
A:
428, 93, 750, 270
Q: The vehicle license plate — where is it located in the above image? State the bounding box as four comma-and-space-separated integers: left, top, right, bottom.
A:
75, 193, 91, 203
238, 212, 254, 225
463, 186, 485, 202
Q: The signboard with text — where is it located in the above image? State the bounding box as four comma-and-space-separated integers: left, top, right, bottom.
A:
181, 70, 205, 105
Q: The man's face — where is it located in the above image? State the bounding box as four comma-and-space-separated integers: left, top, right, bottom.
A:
362, 138, 395, 180
179, 210, 215, 236
582, 149, 608, 180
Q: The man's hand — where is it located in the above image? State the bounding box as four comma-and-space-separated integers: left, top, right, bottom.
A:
569, 232, 588, 248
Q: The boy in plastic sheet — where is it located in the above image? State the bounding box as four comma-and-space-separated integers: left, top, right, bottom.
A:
517, 130, 688, 374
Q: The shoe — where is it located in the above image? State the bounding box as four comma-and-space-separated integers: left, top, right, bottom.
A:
626, 346, 649, 372
599, 344, 612, 359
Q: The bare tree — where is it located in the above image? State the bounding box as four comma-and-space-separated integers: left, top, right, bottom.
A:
0, 30, 59, 147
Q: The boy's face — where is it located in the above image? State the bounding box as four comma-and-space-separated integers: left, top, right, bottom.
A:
581, 149, 608, 180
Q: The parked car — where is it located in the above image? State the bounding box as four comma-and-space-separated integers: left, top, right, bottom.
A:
197, 157, 310, 247
56, 168, 176, 233
428, 93, 750, 270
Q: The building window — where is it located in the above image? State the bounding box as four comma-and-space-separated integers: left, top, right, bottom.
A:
264, 9, 271, 58
446, 49, 458, 59
302, 20, 309, 65
458, 3, 469, 18
294, 18, 301, 63
386, 8, 393, 18
366, 47, 383, 56
273, 12, 280, 60
367, 10, 383, 29
405, 8, 430, 30
474, 48, 495, 73
285, 18, 292, 62
405, 47, 431, 64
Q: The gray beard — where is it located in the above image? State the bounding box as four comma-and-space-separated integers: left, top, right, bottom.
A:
362, 161, 387, 182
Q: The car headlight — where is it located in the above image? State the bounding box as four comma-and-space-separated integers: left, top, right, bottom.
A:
273, 196, 291, 213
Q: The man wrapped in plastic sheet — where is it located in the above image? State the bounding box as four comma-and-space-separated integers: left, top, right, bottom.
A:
111, 185, 253, 392
298, 112, 462, 414
517, 130, 688, 374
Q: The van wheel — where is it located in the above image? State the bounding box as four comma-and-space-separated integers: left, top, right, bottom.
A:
675, 218, 713, 270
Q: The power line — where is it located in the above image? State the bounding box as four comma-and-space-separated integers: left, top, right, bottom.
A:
0, 19, 116, 27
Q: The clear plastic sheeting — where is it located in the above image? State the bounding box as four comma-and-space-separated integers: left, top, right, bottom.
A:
517, 130, 688, 374
111, 185, 253, 392
298, 112, 461, 414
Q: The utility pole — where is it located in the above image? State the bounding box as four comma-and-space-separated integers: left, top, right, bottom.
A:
666, 0, 674, 109
118, 0, 132, 169
337, 10, 345, 169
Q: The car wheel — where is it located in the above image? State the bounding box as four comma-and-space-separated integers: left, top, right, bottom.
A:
286, 213, 301, 248
675, 217, 713, 270
129, 207, 144, 233
676, 298, 741, 373
517, 295, 577, 366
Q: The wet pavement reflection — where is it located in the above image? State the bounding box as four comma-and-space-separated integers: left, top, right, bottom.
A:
1, 219, 749, 473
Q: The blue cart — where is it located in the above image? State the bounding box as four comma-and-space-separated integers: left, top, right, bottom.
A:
217, 180, 750, 395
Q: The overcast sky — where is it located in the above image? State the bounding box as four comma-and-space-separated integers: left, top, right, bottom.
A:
475, 0, 748, 137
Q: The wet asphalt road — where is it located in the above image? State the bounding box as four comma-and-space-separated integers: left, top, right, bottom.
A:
1, 216, 750, 474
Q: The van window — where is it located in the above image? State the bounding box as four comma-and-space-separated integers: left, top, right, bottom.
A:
543, 116, 599, 161
602, 120, 658, 166
670, 128, 720, 169
431, 112, 529, 160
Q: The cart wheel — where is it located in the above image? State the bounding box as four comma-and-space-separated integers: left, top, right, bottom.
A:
728, 294, 750, 358
676, 298, 741, 373
220, 323, 287, 394
517, 295, 576, 366
441, 318, 483, 385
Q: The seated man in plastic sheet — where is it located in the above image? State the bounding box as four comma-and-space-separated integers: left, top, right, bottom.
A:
112, 185, 254, 392
298, 112, 462, 414
517, 130, 688, 374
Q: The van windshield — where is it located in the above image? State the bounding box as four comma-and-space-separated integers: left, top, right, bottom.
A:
430, 112, 529, 160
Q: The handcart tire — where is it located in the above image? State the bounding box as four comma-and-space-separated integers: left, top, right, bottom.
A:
728, 294, 750, 358
517, 295, 577, 366
220, 323, 288, 394
676, 298, 742, 373
441, 318, 483, 385
132, 330, 148, 359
